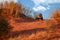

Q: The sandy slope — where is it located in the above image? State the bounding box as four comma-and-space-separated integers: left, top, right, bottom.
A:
8, 17, 58, 32
8, 17, 60, 40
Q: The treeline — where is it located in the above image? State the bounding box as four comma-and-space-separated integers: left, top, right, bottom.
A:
0, 1, 43, 19
0, 1, 23, 17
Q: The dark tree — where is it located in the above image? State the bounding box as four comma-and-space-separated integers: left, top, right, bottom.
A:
0, 16, 12, 40
0, 9, 2, 14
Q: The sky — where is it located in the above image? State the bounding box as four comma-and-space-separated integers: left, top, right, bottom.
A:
0, 0, 60, 19
18, 0, 60, 19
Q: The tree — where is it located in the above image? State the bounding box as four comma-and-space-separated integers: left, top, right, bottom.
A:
51, 9, 60, 18
14, 3, 23, 17
0, 16, 12, 40
4, 1, 9, 9
51, 9, 60, 24
9, 1, 15, 15
9, 1, 23, 17
0, 3, 3, 9
22, 7, 35, 19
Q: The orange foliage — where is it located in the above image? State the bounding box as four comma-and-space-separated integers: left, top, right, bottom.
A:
0, 1, 23, 17
51, 9, 60, 18
51, 9, 60, 24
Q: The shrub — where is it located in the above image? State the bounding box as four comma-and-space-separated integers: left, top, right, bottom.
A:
0, 16, 12, 40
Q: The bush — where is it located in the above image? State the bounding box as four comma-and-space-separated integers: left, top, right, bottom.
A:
0, 9, 2, 14
0, 16, 12, 40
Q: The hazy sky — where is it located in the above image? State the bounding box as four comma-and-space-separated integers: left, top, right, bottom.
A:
19, 0, 60, 19
0, 0, 60, 19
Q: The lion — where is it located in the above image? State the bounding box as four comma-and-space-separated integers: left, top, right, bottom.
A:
36, 13, 43, 20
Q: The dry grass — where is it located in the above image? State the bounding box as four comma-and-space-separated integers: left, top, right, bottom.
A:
0, 2, 60, 40
8, 27, 60, 40
8, 9, 60, 40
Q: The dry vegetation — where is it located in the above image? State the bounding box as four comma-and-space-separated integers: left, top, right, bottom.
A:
0, 1, 23, 18
0, 1, 60, 40
8, 9, 60, 40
